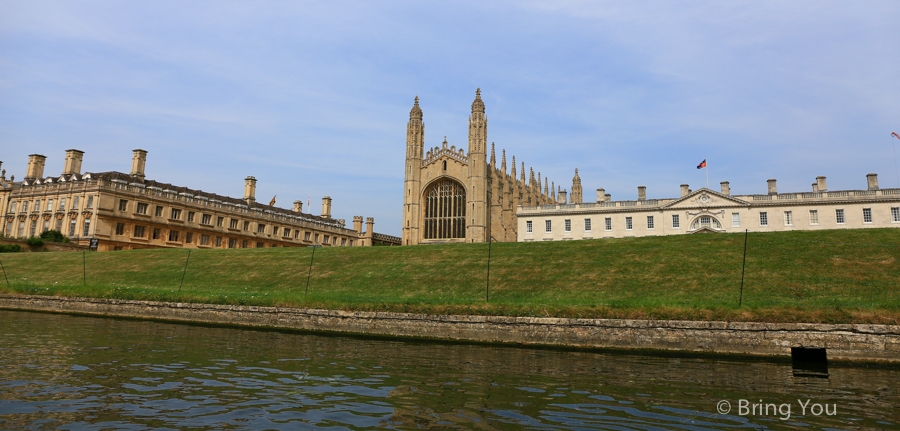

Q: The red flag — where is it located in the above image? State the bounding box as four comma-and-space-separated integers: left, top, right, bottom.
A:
269, 195, 277, 206
696, 159, 707, 169
892, 131, 900, 140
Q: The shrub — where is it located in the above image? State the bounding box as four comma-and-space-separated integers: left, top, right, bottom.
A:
25, 237, 44, 247
40, 230, 69, 243
0, 244, 22, 253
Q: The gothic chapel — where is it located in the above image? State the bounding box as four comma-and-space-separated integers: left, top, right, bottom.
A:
402, 89, 576, 245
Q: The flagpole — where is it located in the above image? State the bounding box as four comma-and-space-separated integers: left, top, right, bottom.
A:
706, 156, 709, 189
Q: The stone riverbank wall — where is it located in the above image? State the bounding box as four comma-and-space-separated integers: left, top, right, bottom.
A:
2, 294, 898, 362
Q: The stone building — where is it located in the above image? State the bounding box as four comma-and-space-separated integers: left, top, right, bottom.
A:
0, 150, 400, 251
517, 174, 900, 241
402, 89, 570, 244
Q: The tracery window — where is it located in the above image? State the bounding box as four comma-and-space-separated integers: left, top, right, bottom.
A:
423, 179, 466, 239
690, 216, 722, 230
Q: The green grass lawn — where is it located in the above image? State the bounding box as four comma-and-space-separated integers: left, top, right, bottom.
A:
1, 228, 898, 324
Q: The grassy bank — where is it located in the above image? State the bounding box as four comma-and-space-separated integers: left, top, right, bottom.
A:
1, 229, 898, 324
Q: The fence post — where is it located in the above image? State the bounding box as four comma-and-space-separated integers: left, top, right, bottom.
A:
305, 246, 316, 295
178, 249, 192, 293
0, 258, 9, 287
739, 229, 748, 306
486, 237, 493, 302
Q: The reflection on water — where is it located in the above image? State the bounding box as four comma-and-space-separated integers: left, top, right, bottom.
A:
0, 310, 897, 430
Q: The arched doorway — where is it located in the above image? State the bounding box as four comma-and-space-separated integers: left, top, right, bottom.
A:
423, 179, 466, 239
690, 215, 722, 231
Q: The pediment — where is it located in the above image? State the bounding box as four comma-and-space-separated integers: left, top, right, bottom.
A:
662, 188, 750, 209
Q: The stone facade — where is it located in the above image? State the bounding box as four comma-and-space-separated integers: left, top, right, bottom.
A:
518, 175, 900, 241
402, 89, 573, 244
1, 150, 400, 251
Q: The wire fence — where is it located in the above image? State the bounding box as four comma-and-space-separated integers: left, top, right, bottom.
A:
1, 230, 898, 310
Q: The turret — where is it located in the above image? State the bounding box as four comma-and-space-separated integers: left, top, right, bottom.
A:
571, 168, 583, 203
467, 88, 488, 242
403, 96, 425, 245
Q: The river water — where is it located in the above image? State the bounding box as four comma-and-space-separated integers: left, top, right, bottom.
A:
0, 310, 897, 430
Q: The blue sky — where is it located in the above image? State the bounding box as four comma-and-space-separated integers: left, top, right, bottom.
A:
2, 1, 898, 236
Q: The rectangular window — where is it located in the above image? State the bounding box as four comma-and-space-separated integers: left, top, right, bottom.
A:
273, 226, 280, 236
22, 201, 28, 213
732, 213, 740, 227
217, 216, 224, 227
119, 200, 128, 211
243, 221, 250, 231
134, 225, 145, 238
69, 218, 77, 237
584, 218, 591, 232
625, 217, 633, 230
892, 207, 900, 222
863, 208, 872, 223
6, 220, 12, 235
784, 211, 793, 226
215, 237, 222, 247
185, 233, 193, 243
86, 196, 93, 209
324, 235, 330, 243
155, 206, 163, 217
35, 200, 41, 212
809, 210, 819, 225
230, 219, 239, 229
605, 217, 612, 231
672, 214, 680, 229
526, 220, 533, 233
228, 238, 237, 249
201, 214, 212, 225
59, 197, 66, 210
43, 219, 50, 232
257, 224, 266, 233
187, 211, 195, 222
284, 228, 291, 237
836, 209, 845, 224
47, 199, 53, 211
30, 220, 37, 237
242, 240, 248, 248
646, 216, 654, 230
332, 237, 337, 245
55, 218, 63, 231
294, 230, 299, 239
82, 219, 91, 237
304, 232, 311, 241
19, 220, 26, 238
136, 202, 148, 214
564, 219, 571, 232
170, 208, 181, 220
8, 201, 15, 213
152, 228, 161, 239
168, 230, 180, 242
341, 238, 346, 246
115, 223, 125, 235
256, 242, 264, 248
200, 234, 210, 245
314, 233, 320, 243
545, 220, 552, 233
759, 212, 768, 226
72, 196, 79, 209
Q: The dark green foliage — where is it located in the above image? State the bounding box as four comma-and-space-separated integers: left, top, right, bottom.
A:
0, 244, 22, 253
25, 237, 44, 247
40, 230, 70, 243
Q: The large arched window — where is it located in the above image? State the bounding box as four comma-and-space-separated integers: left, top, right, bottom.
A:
423, 179, 466, 239
690, 215, 722, 230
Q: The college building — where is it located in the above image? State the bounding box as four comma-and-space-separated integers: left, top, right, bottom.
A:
402, 89, 574, 244
0, 150, 400, 251
517, 175, 900, 241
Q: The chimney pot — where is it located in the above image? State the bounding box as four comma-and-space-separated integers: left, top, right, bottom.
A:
558, 189, 568, 204
720, 181, 730, 195
812, 183, 818, 193
243, 176, 257, 203
322, 196, 333, 219
638, 186, 646, 201
130, 149, 148, 180
767, 179, 777, 195
680, 184, 690, 197
596, 188, 605, 202
866, 173, 878, 190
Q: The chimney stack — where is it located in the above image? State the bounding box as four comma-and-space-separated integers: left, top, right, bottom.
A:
62, 149, 84, 175
596, 188, 605, 202
720, 181, 730, 195
130, 149, 147, 180
637, 186, 646, 201
767, 179, 777, 195
25, 154, 47, 180
812, 183, 818, 193
816, 176, 827, 192
353, 215, 363, 233
866, 173, 878, 190
558, 189, 567, 204
605, 193, 611, 201
293, 200, 303, 213
365, 217, 375, 246
243, 176, 257, 203
680, 184, 690, 197
322, 196, 332, 218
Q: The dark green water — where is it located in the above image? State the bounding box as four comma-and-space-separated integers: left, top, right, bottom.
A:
0, 310, 897, 430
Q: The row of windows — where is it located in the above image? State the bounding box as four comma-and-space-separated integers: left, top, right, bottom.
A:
112, 222, 352, 246
6, 216, 91, 238
526, 207, 900, 233
7, 196, 94, 214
